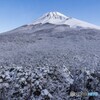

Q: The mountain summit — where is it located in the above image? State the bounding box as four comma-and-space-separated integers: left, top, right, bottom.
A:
32, 12, 100, 29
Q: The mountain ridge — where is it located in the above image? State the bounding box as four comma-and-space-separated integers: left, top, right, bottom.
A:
32, 11, 100, 30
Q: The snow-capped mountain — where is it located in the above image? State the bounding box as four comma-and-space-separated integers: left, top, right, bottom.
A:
0, 11, 100, 100
32, 12, 100, 29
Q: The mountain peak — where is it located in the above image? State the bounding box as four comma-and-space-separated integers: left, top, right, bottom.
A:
32, 12, 100, 30
43, 11, 69, 19
33, 11, 71, 25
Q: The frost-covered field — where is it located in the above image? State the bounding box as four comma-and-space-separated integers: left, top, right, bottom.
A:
0, 23, 100, 100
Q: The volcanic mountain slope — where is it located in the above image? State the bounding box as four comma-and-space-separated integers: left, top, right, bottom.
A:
32, 12, 100, 29
0, 12, 100, 100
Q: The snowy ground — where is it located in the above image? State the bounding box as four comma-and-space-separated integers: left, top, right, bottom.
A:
0, 23, 100, 99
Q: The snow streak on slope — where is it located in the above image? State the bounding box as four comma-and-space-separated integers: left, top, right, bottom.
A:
32, 12, 100, 29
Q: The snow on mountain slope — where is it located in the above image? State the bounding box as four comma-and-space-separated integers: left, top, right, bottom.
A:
32, 12, 100, 29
